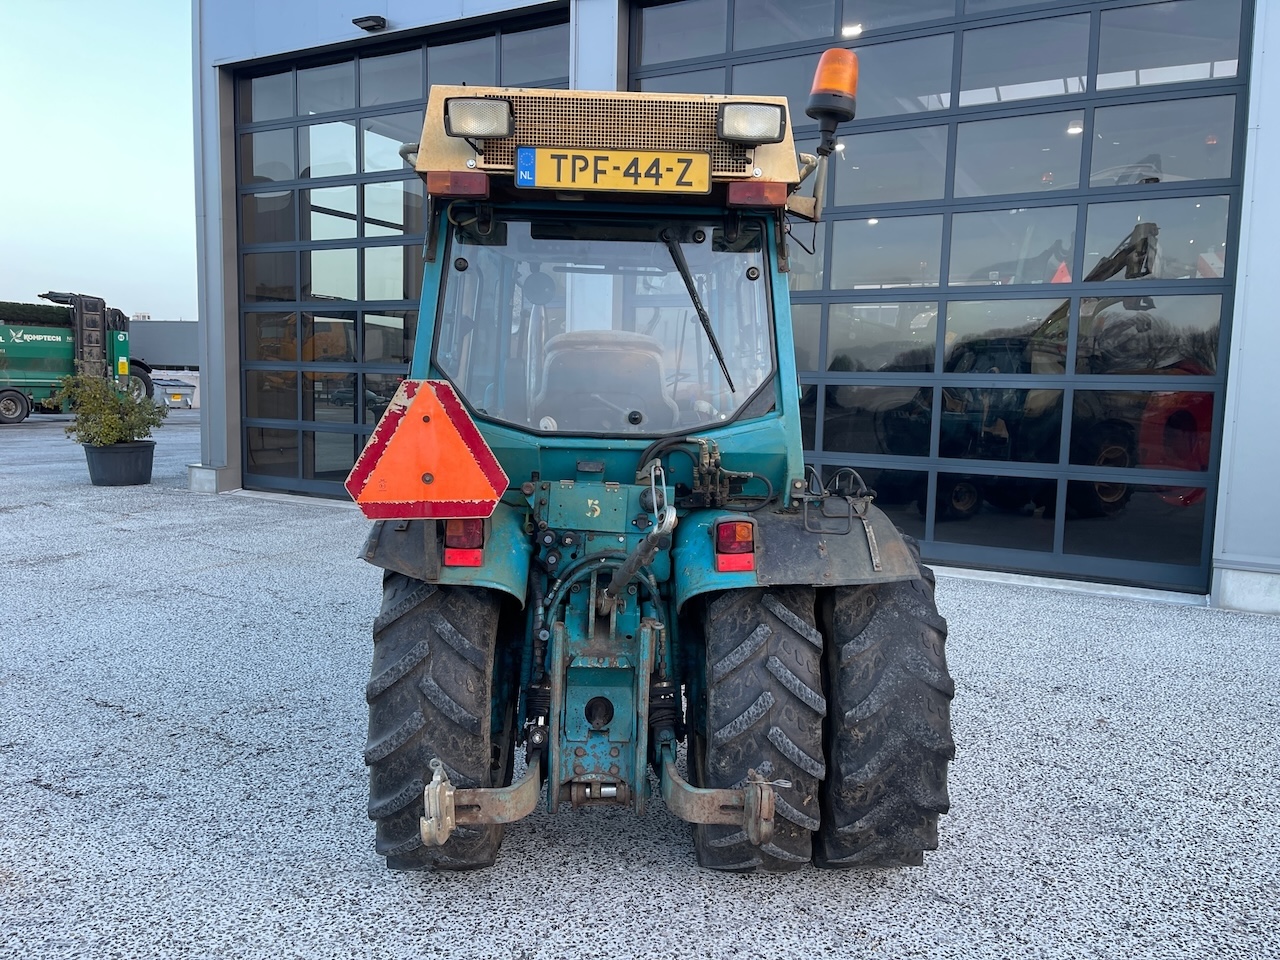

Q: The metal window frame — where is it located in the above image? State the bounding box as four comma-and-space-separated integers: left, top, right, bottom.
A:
629, 0, 1255, 591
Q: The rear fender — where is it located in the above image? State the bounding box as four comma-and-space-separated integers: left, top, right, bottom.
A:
359, 500, 531, 606
671, 502, 919, 610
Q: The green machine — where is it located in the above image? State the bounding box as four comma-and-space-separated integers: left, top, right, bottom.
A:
0, 291, 154, 424
346, 51, 955, 873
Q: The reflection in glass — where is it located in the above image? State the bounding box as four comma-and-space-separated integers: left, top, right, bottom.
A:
960, 15, 1088, 107
245, 428, 299, 477
300, 121, 357, 178
362, 112, 421, 173
364, 311, 417, 365
364, 180, 423, 237
301, 186, 357, 241
835, 126, 947, 206
638, 69, 727, 95
301, 311, 356, 363
965, 0, 1055, 10
302, 248, 357, 301
366, 373, 408, 412
1082, 196, 1229, 281
239, 72, 292, 122
841, 1, 952, 35
732, 53, 820, 130
945, 300, 1069, 375
304, 431, 361, 480
365, 246, 423, 302
1065, 484, 1205, 564
824, 386, 932, 457
1098, 0, 1241, 90
1077, 295, 1219, 375
1071, 390, 1213, 472
734, 0, 833, 51
939, 387, 1062, 464
639, 0, 727, 64
304, 377, 358, 425
828, 302, 937, 373
788, 219, 826, 292
831, 216, 943, 289
800, 382, 817, 449
500, 23, 569, 85
1091, 96, 1234, 186
954, 111, 1084, 197
244, 252, 295, 302
244, 313, 298, 362
241, 129, 295, 183
429, 36, 497, 86
242, 191, 295, 244
949, 206, 1076, 287
298, 61, 355, 115
360, 49, 422, 107
854, 35, 952, 119
934, 473, 1056, 551
245, 371, 298, 420
791, 304, 822, 371
823, 465, 926, 539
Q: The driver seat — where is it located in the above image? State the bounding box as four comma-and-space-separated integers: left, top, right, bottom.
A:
531, 331, 680, 431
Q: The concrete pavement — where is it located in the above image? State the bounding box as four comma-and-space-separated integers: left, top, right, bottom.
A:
1, 412, 1276, 959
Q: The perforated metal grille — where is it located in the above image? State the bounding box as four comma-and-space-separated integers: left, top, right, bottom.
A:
480, 94, 749, 175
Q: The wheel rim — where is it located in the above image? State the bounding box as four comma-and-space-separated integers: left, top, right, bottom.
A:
950, 482, 979, 514
0, 397, 19, 418
126, 376, 146, 401
1094, 442, 1131, 503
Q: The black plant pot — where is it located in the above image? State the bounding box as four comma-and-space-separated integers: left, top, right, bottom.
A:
83, 440, 156, 486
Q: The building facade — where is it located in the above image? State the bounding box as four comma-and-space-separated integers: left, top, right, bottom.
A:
191, 0, 1280, 611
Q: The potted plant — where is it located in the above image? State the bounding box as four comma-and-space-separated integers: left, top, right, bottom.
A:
54, 372, 168, 486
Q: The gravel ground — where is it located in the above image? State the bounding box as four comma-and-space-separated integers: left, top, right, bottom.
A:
1, 412, 1277, 960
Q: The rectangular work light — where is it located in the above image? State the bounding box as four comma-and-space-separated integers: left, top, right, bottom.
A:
445, 98, 514, 139
718, 102, 786, 145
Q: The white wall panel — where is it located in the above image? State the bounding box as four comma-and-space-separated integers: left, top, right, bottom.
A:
1214, 0, 1280, 605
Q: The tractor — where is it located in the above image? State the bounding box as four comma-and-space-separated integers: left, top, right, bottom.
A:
345, 50, 955, 872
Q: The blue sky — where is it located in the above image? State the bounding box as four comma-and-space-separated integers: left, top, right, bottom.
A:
0, 0, 197, 318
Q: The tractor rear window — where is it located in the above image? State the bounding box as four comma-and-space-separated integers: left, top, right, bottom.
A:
433, 210, 776, 435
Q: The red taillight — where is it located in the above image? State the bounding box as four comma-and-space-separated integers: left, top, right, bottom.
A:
714, 520, 755, 572
425, 170, 490, 198
444, 518, 484, 566
727, 180, 787, 207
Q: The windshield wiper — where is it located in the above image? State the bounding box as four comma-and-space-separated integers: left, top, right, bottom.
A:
660, 229, 735, 392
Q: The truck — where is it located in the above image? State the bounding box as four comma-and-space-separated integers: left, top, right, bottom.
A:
344, 50, 955, 872
0, 292, 155, 424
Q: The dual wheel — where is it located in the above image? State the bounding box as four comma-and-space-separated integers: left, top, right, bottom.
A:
690, 551, 954, 871
364, 552, 954, 871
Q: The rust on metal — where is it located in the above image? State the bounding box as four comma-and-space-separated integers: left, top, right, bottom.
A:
658, 746, 775, 845
420, 755, 544, 846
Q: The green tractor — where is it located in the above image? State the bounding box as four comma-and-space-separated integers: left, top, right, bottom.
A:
346, 51, 954, 872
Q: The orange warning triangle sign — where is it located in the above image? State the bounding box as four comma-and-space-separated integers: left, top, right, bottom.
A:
345, 380, 509, 520
1051, 260, 1072, 283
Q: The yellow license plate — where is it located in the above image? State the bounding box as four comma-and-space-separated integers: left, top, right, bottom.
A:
515, 147, 710, 194
170, 394, 183, 401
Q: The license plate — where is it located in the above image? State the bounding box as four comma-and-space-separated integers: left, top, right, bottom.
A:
515, 147, 710, 194
170, 394, 183, 401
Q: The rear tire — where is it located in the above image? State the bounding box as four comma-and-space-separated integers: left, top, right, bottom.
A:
0, 391, 30, 424
692, 586, 826, 872
365, 574, 512, 870
817, 543, 955, 867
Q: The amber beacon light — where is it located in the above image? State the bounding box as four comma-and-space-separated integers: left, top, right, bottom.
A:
806, 49, 859, 156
